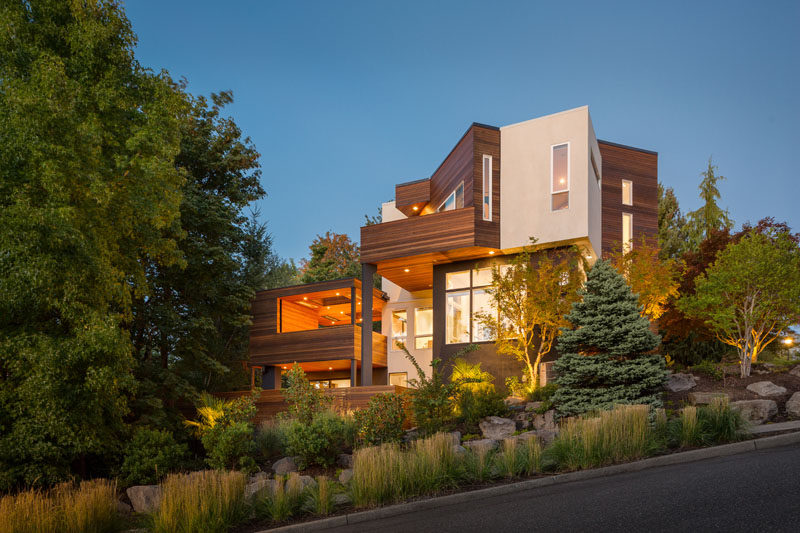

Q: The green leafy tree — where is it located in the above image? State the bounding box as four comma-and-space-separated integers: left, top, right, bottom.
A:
686, 158, 733, 249
678, 229, 800, 377
552, 260, 667, 417
299, 232, 361, 283
657, 184, 689, 260
476, 242, 584, 393
0, 0, 187, 488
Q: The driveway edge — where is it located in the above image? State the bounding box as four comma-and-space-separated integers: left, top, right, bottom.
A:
261, 432, 800, 532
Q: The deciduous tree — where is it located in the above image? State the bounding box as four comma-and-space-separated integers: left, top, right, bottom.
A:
476, 243, 584, 393
678, 230, 800, 377
299, 232, 361, 283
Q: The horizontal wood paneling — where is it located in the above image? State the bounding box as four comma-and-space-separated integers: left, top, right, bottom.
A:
250, 326, 358, 365
395, 179, 430, 216
209, 386, 410, 424
598, 141, 658, 257
430, 129, 474, 210
361, 207, 479, 263
279, 300, 318, 332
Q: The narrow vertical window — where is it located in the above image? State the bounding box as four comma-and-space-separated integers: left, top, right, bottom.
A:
622, 179, 633, 206
552, 143, 569, 211
391, 310, 407, 351
455, 182, 464, 209
482, 155, 492, 221
622, 213, 633, 253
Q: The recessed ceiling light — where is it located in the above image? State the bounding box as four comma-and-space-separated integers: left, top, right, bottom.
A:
340, 311, 344, 314
413, 206, 419, 211
327, 306, 330, 309
282, 366, 287, 370
328, 366, 333, 370
489, 251, 495, 255
335, 292, 339, 296
404, 268, 410, 273
303, 296, 307, 300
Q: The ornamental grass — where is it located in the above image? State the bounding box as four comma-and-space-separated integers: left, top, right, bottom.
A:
0, 479, 118, 533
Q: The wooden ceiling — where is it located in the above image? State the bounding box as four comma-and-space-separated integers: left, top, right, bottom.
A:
272, 358, 385, 372
280, 287, 383, 328
377, 246, 500, 292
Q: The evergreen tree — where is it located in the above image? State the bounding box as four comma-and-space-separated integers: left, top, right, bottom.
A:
657, 184, 689, 260
686, 158, 733, 249
552, 260, 667, 417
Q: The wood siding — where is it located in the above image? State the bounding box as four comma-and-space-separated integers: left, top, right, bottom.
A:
249, 325, 387, 368
395, 178, 430, 216
430, 128, 474, 210
361, 207, 495, 264
598, 141, 658, 257
279, 300, 317, 332
473, 125, 501, 247
210, 386, 409, 424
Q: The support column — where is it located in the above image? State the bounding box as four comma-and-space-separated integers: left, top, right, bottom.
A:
350, 359, 357, 387
262, 366, 282, 390
360, 263, 377, 386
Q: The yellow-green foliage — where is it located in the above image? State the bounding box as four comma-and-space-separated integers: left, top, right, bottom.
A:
0, 479, 118, 533
680, 406, 700, 448
305, 476, 334, 516
547, 404, 653, 470
351, 433, 456, 507
151, 470, 247, 533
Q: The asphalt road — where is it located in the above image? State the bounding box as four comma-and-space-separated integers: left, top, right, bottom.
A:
326, 444, 800, 533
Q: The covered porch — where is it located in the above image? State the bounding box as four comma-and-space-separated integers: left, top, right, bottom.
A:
248, 278, 388, 388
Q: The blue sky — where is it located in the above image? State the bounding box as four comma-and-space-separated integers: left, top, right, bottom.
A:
125, 0, 800, 262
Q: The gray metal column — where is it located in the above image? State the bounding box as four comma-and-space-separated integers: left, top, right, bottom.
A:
360, 263, 377, 386
350, 359, 357, 387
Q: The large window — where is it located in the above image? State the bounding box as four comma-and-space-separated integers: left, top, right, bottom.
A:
551, 143, 569, 211
391, 310, 407, 351
622, 179, 632, 206
445, 267, 501, 344
622, 213, 633, 253
482, 155, 492, 221
438, 182, 464, 212
415, 307, 433, 349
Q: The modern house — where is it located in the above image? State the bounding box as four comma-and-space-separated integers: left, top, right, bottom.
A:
249, 106, 657, 390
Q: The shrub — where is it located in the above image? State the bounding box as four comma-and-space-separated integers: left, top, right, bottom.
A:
119, 428, 189, 486
454, 388, 508, 432
253, 473, 306, 523
185, 392, 258, 472
282, 363, 331, 423
285, 410, 351, 468
451, 358, 494, 393
545, 405, 654, 471
700, 397, 748, 444
304, 476, 335, 516
0, 480, 118, 533
690, 359, 723, 380
254, 420, 289, 462
151, 470, 247, 533
353, 393, 406, 446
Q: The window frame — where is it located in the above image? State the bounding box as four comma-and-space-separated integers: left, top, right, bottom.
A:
550, 142, 570, 212
445, 266, 502, 345
621, 179, 633, 206
437, 181, 465, 212
389, 372, 408, 387
482, 155, 492, 221
414, 307, 433, 350
622, 212, 633, 253
390, 309, 407, 351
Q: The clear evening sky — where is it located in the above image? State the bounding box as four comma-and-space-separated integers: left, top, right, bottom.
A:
125, 1, 800, 263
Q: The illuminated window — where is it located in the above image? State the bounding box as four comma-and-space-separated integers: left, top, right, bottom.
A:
445, 267, 501, 344
391, 310, 407, 351
552, 143, 569, 211
623, 213, 633, 253
622, 179, 632, 206
482, 155, 492, 221
414, 307, 433, 349
446, 270, 470, 290
389, 372, 408, 387
438, 182, 464, 212
446, 290, 470, 344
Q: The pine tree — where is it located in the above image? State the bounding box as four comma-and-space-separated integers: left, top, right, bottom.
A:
552, 260, 667, 417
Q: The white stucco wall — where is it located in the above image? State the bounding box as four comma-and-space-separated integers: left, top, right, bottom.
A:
499, 106, 601, 258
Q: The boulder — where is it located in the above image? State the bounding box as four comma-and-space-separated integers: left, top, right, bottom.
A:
463, 439, 499, 454
333, 493, 352, 506
479, 416, 516, 440
508, 431, 538, 443
532, 410, 556, 432
747, 381, 788, 397
786, 392, 800, 419
248, 472, 269, 484
513, 411, 531, 430
116, 500, 132, 514
452, 444, 468, 455
272, 456, 298, 475
294, 475, 317, 491
402, 428, 420, 443
336, 453, 353, 469
126, 485, 161, 513
445, 431, 462, 446
666, 373, 698, 392
789, 365, 800, 378
504, 396, 527, 409
731, 399, 778, 425
338, 468, 354, 484
525, 402, 544, 412
245, 479, 277, 499
532, 429, 558, 446
688, 392, 730, 405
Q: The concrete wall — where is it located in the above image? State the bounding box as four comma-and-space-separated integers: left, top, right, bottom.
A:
499, 106, 601, 258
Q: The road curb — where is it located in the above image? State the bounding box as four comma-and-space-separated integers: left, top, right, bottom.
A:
261, 432, 800, 532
